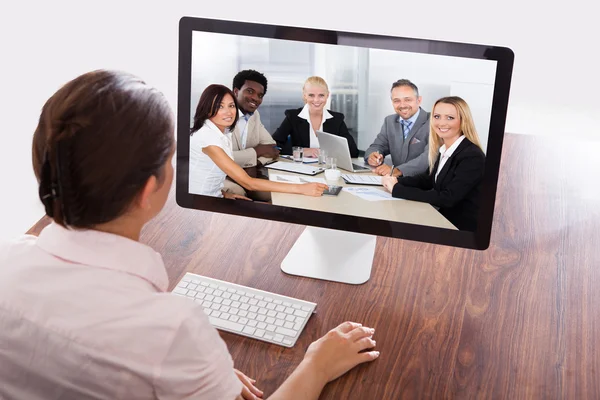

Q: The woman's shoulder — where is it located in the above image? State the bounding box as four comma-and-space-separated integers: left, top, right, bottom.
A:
284, 107, 303, 118
458, 138, 486, 159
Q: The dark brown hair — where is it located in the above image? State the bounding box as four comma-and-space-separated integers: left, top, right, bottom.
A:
32, 70, 174, 228
190, 84, 239, 135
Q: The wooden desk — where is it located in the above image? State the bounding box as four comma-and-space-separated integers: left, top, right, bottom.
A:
267, 159, 457, 230
27, 134, 600, 399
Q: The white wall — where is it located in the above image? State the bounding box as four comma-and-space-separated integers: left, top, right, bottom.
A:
1, 0, 598, 240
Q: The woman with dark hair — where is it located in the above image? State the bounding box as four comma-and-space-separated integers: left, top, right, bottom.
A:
0, 70, 379, 400
189, 84, 328, 199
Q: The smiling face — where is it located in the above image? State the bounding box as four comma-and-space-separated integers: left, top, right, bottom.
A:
234, 80, 265, 114
391, 85, 422, 120
209, 93, 237, 132
432, 102, 462, 143
303, 83, 329, 113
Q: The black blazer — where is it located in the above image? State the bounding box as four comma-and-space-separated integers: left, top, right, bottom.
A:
272, 108, 359, 157
391, 138, 485, 231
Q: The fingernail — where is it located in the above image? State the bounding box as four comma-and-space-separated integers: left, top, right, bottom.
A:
375, 351, 380, 357
372, 340, 376, 346
371, 328, 375, 334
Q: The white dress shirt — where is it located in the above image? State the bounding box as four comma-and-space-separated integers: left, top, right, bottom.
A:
189, 120, 234, 197
236, 109, 252, 149
297, 104, 334, 148
435, 135, 466, 182
0, 223, 242, 400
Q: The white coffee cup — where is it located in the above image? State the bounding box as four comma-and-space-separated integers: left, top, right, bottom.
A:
324, 169, 341, 182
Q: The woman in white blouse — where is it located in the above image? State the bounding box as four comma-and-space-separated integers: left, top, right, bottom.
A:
0, 70, 379, 400
189, 84, 328, 200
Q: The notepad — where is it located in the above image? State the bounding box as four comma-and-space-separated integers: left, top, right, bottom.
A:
341, 174, 383, 186
265, 161, 325, 176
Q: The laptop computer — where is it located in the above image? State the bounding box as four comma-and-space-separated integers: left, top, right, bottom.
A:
317, 131, 372, 173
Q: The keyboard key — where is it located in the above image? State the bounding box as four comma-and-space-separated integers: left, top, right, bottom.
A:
231, 301, 241, 309
256, 315, 266, 322
301, 306, 311, 312
283, 302, 292, 307
209, 316, 243, 332
274, 300, 283, 305
205, 288, 214, 295
220, 305, 230, 313
200, 281, 209, 286
212, 311, 221, 318
243, 326, 256, 335
177, 282, 188, 288
249, 312, 258, 320
284, 321, 294, 329
294, 310, 309, 318
257, 322, 267, 329
285, 307, 294, 314
238, 318, 249, 325
276, 312, 286, 320
266, 317, 275, 324
213, 298, 223, 304
285, 315, 295, 322
195, 293, 206, 299
276, 327, 298, 337
220, 313, 230, 320
274, 320, 284, 327
274, 334, 283, 343
249, 299, 258, 306
249, 306, 258, 313
248, 320, 258, 327
240, 303, 249, 310
211, 303, 220, 310
229, 308, 239, 316
258, 308, 268, 315
227, 288, 236, 293
264, 333, 274, 340
229, 315, 239, 323
275, 305, 285, 312
209, 284, 218, 289
255, 295, 264, 300
173, 287, 188, 295
266, 303, 276, 310
203, 308, 211, 315
240, 296, 249, 303
222, 292, 231, 299
267, 310, 277, 317
283, 339, 293, 346
182, 276, 191, 282
223, 299, 232, 306
255, 329, 265, 338
236, 290, 245, 295
292, 304, 301, 309
188, 284, 197, 290
231, 294, 240, 301
205, 295, 214, 302
214, 290, 223, 297
266, 324, 276, 332
238, 310, 248, 317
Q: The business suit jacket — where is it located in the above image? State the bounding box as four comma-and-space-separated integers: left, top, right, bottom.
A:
231, 110, 276, 168
391, 138, 485, 231
272, 108, 359, 157
364, 108, 430, 176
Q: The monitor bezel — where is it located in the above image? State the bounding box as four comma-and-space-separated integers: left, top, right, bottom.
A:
176, 16, 514, 250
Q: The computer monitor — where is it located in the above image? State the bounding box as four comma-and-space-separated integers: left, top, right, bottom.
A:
176, 16, 514, 284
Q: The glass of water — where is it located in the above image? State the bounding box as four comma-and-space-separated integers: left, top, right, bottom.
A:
325, 156, 337, 170
318, 149, 328, 165
292, 146, 303, 162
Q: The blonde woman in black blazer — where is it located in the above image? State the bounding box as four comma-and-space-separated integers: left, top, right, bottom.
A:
382, 96, 485, 231
272, 76, 359, 158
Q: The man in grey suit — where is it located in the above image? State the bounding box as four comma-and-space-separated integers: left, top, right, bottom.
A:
223, 69, 279, 199
364, 79, 430, 177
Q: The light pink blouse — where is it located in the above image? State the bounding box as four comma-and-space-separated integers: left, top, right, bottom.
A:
0, 223, 242, 400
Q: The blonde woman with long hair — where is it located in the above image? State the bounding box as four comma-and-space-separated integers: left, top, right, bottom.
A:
272, 76, 359, 158
382, 96, 485, 231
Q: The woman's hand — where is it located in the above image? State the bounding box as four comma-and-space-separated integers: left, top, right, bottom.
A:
303, 148, 320, 158
300, 183, 328, 197
234, 369, 264, 399
303, 321, 379, 383
381, 176, 398, 193
222, 191, 253, 201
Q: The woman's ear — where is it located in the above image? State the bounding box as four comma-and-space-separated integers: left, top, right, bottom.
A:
136, 175, 159, 211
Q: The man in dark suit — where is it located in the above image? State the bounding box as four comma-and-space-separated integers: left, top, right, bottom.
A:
364, 79, 430, 177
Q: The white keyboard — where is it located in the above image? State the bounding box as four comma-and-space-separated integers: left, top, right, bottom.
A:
172, 273, 317, 347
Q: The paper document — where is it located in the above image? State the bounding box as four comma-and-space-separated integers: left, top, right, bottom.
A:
341, 174, 382, 186
269, 174, 327, 184
343, 187, 404, 201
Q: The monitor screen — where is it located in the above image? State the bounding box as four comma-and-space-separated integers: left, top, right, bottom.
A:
176, 16, 513, 252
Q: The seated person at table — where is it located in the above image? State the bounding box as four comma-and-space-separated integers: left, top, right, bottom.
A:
0, 70, 380, 400
224, 69, 279, 201
381, 96, 485, 231
364, 79, 430, 177
189, 84, 327, 199
272, 76, 359, 158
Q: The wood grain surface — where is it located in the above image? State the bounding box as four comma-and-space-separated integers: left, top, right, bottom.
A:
26, 133, 600, 399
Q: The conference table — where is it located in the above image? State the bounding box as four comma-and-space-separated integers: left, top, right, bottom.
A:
27, 133, 600, 399
266, 157, 457, 230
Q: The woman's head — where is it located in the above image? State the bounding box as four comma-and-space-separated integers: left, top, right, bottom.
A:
32, 70, 175, 229
302, 76, 329, 113
428, 96, 482, 171
191, 84, 239, 134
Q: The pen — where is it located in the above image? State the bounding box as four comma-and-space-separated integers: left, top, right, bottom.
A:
389, 165, 397, 176
274, 146, 282, 150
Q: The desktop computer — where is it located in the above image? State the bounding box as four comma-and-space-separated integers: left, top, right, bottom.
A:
174, 16, 513, 343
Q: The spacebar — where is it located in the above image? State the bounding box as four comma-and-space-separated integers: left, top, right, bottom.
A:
209, 316, 244, 332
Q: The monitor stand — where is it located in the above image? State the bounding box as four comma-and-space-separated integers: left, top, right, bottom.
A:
281, 226, 377, 284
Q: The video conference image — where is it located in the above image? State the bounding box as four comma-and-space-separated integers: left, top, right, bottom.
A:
187, 30, 498, 232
